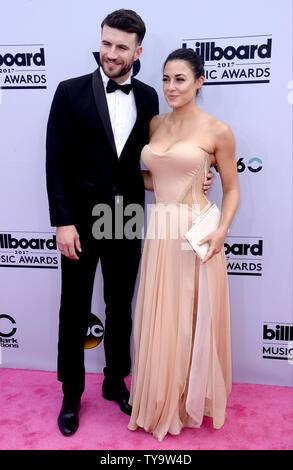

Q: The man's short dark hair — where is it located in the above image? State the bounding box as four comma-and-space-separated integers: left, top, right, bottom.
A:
101, 9, 146, 45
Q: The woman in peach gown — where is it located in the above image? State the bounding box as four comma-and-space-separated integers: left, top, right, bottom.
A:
128, 48, 240, 441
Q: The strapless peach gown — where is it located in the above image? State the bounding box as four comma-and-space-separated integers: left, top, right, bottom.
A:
128, 142, 232, 441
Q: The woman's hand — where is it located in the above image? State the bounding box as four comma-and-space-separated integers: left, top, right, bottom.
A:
141, 170, 154, 191
199, 226, 228, 264
203, 170, 214, 195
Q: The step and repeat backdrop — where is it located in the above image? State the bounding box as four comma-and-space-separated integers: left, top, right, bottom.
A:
0, 0, 292, 386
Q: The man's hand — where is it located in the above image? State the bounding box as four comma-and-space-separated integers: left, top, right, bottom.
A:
56, 225, 82, 260
203, 171, 215, 195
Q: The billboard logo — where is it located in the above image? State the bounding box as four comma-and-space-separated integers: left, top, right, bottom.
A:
263, 323, 293, 361
191, 39, 272, 62
263, 324, 293, 342
182, 35, 272, 85
0, 45, 47, 90
0, 231, 59, 269
225, 237, 263, 276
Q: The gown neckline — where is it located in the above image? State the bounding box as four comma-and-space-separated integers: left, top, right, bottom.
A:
145, 143, 211, 158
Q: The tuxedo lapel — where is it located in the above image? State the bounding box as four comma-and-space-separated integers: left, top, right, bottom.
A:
118, 78, 145, 160
131, 77, 144, 124
92, 68, 117, 156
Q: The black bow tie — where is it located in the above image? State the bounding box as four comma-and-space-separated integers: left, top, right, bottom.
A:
106, 79, 132, 95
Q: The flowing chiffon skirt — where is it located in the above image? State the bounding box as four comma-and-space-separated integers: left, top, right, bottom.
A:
128, 144, 232, 441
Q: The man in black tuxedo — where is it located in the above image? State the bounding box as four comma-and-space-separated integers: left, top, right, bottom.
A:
46, 9, 159, 436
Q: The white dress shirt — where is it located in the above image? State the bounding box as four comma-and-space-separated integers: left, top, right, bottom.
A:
100, 67, 137, 158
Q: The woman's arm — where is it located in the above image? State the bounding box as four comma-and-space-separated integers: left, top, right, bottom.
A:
214, 123, 240, 232
200, 123, 240, 263
141, 169, 154, 191
141, 114, 163, 191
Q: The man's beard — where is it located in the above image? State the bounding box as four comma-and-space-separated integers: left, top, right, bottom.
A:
101, 57, 134, 80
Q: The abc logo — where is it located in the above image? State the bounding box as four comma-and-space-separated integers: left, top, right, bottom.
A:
84, 313, 104, 349
215, 157, 263, 174
0, 314, 17, 337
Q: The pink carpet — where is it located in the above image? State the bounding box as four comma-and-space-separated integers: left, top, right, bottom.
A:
0, 368, 292, 450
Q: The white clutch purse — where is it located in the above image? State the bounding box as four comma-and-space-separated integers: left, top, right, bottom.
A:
184, 204, 221, 260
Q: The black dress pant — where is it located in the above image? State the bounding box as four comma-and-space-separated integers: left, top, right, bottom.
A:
57, 231, 141, 400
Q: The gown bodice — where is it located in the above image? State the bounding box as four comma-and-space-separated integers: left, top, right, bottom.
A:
141, 142, 211, 210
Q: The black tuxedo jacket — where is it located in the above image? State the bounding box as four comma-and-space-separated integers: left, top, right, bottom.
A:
46, 68, 159, 229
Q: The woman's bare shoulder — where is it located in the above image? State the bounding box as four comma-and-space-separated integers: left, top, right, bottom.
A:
149, 113, 169, 137
203, 111, 233, 137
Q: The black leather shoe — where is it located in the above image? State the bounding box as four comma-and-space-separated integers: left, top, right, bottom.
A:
57, 399, 80, 436
102, 379, 132, 416
116, 397, 132, 416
